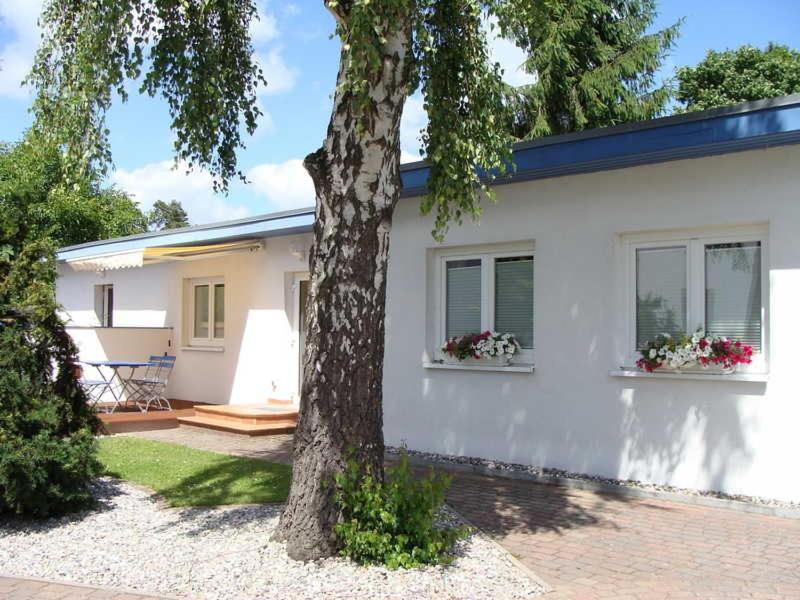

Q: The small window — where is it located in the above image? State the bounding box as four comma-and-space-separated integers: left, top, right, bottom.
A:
94, 284, 114, 327
441, 249, 534, 359
446, 259, 482, 338
636, 246, 687, 348
705, 242, 761, 351
495, 256, 534, 349
627, 230, 766, 365
190, 279, 224, 344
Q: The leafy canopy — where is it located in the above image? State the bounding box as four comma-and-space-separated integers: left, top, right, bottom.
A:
498, 0, 680, 139
148, 199, 190, 231
676, 44, 800, 112
28, 0, 265, 190
28, 0, 557, 239
0, 135, 147, 249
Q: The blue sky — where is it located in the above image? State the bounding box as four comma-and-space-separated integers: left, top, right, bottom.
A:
1, 0, 798, 224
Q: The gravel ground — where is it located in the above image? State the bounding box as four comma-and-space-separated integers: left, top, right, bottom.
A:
0, 479, 544, 600
387, 446, 800, 509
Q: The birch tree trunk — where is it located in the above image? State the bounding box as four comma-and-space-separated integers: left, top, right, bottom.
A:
273, 16, 412, 561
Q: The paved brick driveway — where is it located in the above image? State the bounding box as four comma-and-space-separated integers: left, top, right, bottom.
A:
5, 428, 799, 599
447, 471, 800, 599
0, 576, 163, 599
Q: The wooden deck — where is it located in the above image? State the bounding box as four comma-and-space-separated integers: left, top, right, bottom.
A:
97, 399, 298, 436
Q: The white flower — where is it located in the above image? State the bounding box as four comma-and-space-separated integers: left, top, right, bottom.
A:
649, 349, 657, 359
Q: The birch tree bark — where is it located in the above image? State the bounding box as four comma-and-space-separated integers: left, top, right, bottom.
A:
273, 10, 413, 561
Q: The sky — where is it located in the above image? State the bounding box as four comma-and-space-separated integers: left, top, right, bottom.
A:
0, 0, 799, 225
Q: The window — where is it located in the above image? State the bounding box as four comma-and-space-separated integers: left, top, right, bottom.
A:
441, 248, 534, 360
94, 284, 113, 327
191, 279, 225, 344
627, 229, 766, 367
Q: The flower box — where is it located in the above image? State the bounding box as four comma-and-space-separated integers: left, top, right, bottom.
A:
442, 354, 511, 367
441, 331, 520, 365
636, 330, 753, 374
654, 364, 735, 375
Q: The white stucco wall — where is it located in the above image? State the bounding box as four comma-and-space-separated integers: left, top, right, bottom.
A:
383, 144, 800, 503
57, 235, 311, 405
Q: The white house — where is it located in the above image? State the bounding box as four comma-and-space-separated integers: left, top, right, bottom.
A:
57, 95, 800, 503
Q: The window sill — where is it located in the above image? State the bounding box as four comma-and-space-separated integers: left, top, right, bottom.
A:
423, 361, 534, 373
610, 368, 769, 383
180, 345, 224, 353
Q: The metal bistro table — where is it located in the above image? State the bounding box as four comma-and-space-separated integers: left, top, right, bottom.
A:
82, 360, 153, 413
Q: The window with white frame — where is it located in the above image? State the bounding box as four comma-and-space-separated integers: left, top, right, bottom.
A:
190, 278, 225, 345
626, 228, 766, 367
93, 284, 114, 327
440, 248, 534, 361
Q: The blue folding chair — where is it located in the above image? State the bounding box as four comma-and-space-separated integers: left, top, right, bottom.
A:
128, 355, 176, 412
78, 363, 112, 410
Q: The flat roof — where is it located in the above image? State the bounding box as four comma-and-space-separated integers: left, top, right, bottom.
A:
58, 94, 800, 262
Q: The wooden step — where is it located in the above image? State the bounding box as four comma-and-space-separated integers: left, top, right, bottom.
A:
99, 408, 197, 435
267, 397, 294, 406
177, 414, 296, 436
193, 403, 298, 425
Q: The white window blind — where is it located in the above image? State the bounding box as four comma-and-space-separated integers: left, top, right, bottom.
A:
495, 256, 534, 348
446, 259, 482, 338
705, 242, 761, 350
636, 246, 687, 347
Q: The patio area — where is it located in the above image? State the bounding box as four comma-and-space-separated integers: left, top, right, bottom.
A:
96, 401, 298, 436
124, 428, 800, 600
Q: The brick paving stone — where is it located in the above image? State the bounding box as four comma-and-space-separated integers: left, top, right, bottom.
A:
0, 578, 164, 600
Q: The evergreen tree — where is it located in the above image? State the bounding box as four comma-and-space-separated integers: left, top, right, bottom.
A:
499, 0, 681, 139
676, 44, 800, 112
0, 182, 101, 518
148, 199, 190, 230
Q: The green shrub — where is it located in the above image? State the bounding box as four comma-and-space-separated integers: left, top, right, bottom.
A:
333, 450, 469, 569
0, 240, 100, 518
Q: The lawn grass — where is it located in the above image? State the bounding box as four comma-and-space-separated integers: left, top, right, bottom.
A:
97, 436, 292, 507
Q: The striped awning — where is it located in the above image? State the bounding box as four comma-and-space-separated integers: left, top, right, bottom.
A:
66, 239, 262, 272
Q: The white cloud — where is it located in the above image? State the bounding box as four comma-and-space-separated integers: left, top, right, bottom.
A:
112, 159, 250, 225
400, 95, 427, 163
486, 18, 536, 88
256, 48, 297, 96
283, 4, 300, 17
249, 1, 278, 45
0, 0, 43, 99
247, 158, 315, 211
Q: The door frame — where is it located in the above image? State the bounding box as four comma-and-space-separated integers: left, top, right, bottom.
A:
291, 272, 310, 403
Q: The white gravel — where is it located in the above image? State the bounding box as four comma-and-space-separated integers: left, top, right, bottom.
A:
388, 445, 800, 509
0, 478, 544, 600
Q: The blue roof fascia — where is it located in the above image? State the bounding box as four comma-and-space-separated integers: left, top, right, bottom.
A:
57, 210, 315, 261
399, 96, 800, 197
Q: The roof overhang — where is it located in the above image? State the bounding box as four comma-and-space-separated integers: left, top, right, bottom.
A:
57, 207, 315, 264
66, 239, 263, 272
400, 93, 800, 196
